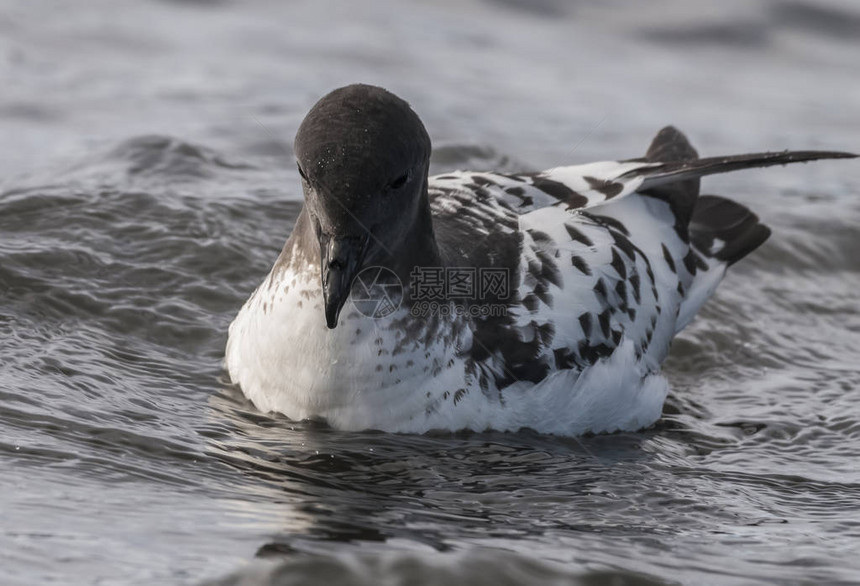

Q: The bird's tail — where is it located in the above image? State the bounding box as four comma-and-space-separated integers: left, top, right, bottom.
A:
636, 125, 856, 265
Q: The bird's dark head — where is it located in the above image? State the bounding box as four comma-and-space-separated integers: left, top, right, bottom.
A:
294, 84, 432, 329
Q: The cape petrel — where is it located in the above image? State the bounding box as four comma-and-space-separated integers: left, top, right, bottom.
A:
226, 84, 856, 436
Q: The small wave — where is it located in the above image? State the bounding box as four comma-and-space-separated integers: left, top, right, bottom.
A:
640, 22, 768, 50
106, 135, 256, 180
772, 1, 860, 41
203, 549, 665, 586
32, 135, 265, 192
482, 0, 569, 19
430, 143, 531, 175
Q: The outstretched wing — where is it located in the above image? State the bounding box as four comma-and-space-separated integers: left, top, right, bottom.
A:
632, 149, 857, 191
429, 148, 856, 217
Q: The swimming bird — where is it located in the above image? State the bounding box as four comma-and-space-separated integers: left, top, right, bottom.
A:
226, 84, 855, 436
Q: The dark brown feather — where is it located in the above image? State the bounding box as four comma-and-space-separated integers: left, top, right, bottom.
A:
631, 150, 857, 191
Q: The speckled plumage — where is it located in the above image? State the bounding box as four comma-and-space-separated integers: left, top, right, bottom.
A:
225, 84, 856, 436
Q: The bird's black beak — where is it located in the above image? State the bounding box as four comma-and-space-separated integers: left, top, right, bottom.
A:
319, 234, 368, 329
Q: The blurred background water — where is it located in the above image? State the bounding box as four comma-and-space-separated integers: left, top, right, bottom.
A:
1, 0, 859, 584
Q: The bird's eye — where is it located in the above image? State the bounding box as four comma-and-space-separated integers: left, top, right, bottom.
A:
297, 163, 308, 181
388, 171, 410, 191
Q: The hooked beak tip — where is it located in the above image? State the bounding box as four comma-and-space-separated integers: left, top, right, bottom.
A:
319, 234, 368, 330
324, 303, 340, 329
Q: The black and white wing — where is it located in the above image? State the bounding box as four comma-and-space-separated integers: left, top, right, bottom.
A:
428, 127, 855, 396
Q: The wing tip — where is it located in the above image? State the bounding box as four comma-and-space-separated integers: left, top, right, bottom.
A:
631, 148, 858, 191
771, 149, 858, 162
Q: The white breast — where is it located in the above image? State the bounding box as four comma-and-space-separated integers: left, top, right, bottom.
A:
226, 253, 669, 435
226, 263, 475, 431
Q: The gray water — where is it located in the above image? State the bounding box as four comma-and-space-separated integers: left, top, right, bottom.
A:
2, 0, 860, 584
